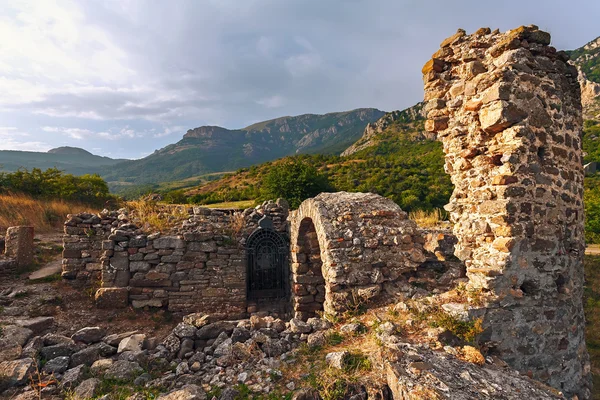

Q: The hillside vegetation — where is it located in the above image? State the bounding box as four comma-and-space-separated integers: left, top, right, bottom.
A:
569, 36, 600, 83
0, 168, 115, 206
169, 105, 450, 213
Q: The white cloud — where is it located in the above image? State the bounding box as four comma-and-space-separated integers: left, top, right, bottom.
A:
0, 126, 50, 151
153, 126, 185, 138
256, 95, 285, 108
42, 126, 93, 140
0, 0, 598, 158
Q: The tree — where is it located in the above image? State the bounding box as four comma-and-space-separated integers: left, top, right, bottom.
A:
259, 158, 331, 208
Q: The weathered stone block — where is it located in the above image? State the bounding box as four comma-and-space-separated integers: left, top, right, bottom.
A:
95, 288, 128, 309
479, 100, 526, 133
5, 226, 34, 269
153, 236, 185, 249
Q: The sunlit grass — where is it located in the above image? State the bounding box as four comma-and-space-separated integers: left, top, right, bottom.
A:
0, 192, 93, 233
204, 200, 256, 209
408, 208, 448, 228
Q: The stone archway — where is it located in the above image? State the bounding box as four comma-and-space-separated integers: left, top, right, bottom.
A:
291, 218, 326, 320
290, 192, 425, 320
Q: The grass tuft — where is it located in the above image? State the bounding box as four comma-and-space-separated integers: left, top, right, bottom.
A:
409, 208, 448, 228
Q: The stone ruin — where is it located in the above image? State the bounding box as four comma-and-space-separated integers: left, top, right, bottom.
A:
55, 25, 594, 399
63, 194, 431, 320
0, 226, 34, 277
289, 192, 425, 320
423, 25, 590, 397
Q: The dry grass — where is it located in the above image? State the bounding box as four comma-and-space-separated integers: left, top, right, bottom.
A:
0, 192, 93, 233
205, 200, 256, 209
126, 199, 189, 232
409, 208, 448, 228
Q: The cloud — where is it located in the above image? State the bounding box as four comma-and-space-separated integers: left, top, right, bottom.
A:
153, 126, 185, 138
256, 95, 286, 109
0, 126, 50, 151
0, 0, 599, 158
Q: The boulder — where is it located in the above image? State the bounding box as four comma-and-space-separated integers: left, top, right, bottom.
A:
118, 334, 146, 353
42, 356, 70, 374
1, 325, 34, 348
42, 334, 73, 346
73, 378, 101, 399
0, 358, 34, 388
71, 327, 107, 344
183, 313, 226, 328
14, 317, 55, 334
261, 339, 287, 357
104, 360, 143, 381
340, 323, 366, 335
172, 323, 197, 339
157, 384, 207, 400
21, 336, 44, 358
103, 331, 139, 347
289, 319, 312, 334
61, 365, 85, 388
307, 318, 332, 332
231, 327, 251, 344
40, 342, 79, 360
325, 351, 349, 369
70, 342, 116, 367
161, 333, 181, 354
307, 331, 326, 348
90, 358, 113, 375
213, 338, 233, 358
196, 321, 235, 340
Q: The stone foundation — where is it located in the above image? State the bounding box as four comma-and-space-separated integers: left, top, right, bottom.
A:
423, 25, 590, 397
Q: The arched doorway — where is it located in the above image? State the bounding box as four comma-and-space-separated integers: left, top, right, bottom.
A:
292, 218, 326, 319
246, 226, 288, 300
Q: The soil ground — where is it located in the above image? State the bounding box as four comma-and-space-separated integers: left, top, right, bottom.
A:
0, 232, 177, 342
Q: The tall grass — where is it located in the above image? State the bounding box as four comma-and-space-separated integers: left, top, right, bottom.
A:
0, 192, 94, 233
408, 208, 448, 228
126, 199, 189, 232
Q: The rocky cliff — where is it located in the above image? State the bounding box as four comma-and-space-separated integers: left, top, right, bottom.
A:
341, 103, 428, 156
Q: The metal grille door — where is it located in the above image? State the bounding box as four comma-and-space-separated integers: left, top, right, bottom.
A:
247, 228, 287, 299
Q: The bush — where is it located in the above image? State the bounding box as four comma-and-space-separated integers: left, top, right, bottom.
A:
0, 168, 114, 206
259, 158, 331, 208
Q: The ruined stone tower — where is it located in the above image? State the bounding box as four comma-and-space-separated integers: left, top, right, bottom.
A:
423, 26, 591, 397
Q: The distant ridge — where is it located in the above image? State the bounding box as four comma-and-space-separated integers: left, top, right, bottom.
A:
100, 108, 385, 185
0, 147, 126, 176
47, 146, 94, 156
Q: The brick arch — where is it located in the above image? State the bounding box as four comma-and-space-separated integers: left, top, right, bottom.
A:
289, 192, 425, 320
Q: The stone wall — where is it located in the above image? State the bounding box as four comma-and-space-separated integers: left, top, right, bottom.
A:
423, 25, 590, 397
63, 201, 289, 316
289, 192, 426, 320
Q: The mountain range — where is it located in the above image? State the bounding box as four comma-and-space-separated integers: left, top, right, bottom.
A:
0, 109, 384, 191
2, 35, 600, 196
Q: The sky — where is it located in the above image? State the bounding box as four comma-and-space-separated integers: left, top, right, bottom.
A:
0, 0, 599, 159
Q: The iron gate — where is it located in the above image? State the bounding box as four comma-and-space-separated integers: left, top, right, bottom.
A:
246, 226, 288, 299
